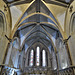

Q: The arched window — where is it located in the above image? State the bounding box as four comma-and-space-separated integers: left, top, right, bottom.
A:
29, 49, 34, 66
29, 46, 48, 67
36, 46, 40, 66
42, 50, 46, 67
72, 16, 75, 32
70, 13, 75, 33
0, 14, 4, 36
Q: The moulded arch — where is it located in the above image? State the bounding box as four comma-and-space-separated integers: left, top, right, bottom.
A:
20, 29, 56, 54
25, 41, 51, 56
18, 13, 58, 26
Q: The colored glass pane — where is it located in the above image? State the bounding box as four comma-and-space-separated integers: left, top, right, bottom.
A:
36, 46, 40, 66
30, 50, 34, 66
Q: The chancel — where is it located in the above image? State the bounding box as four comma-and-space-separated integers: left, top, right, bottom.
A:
0, 0, 75, 75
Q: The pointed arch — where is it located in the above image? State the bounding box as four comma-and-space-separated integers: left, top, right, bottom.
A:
29, 49, 34, 66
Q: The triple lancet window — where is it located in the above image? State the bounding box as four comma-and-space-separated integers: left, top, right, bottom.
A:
29, 46, 47, 67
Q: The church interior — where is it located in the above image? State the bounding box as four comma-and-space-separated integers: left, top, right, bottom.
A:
0, 0, 75, 75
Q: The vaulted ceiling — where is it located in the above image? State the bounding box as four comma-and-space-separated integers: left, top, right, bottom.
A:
44, 0, 74, 4
4, 0, 73, 3
5, 0, 67, 51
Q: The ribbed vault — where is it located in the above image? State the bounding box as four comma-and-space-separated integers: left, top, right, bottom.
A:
2, 0, 71, 74
12, 0, 61, 52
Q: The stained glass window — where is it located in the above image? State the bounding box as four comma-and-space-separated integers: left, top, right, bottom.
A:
29, 50, 34, 66
42, 50, 46, 67
36, 46, 40, 66
29, 46, 48, 67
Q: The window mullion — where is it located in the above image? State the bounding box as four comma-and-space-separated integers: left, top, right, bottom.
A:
40, 50, 42, 66
45, 52, 48, 66
34, 49, 36, 66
